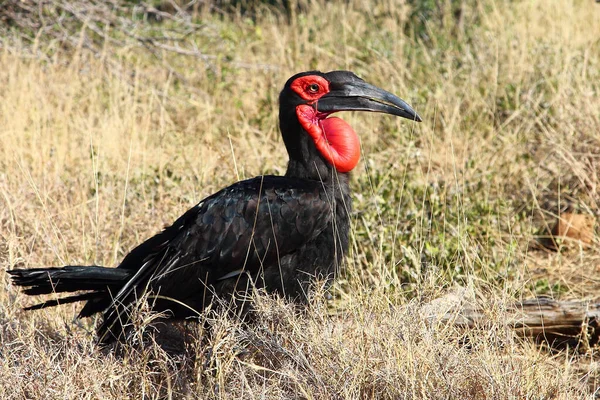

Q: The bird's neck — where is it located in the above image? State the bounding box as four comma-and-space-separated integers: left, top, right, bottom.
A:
281, 110, 345, 184
284, 136, 353, 222
285, 158, 337, 182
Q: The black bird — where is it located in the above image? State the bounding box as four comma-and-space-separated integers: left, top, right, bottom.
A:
8, 71, 420, 342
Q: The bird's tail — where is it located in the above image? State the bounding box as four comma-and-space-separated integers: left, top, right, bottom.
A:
7, 266, 131, 314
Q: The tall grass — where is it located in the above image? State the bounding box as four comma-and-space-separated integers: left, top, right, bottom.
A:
1, 0, 599, 398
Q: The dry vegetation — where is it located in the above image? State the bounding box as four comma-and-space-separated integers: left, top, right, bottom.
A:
1, 0, 600, 398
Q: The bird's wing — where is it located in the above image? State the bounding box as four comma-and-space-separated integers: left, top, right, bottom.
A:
93, 175, 334, 336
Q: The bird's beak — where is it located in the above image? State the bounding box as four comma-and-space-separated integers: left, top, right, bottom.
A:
316, 80, 422, 122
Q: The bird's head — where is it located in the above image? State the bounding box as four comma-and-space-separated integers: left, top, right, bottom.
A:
279, 70, 421, 176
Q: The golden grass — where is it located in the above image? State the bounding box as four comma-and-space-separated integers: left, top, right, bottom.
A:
1, 0, 600, 398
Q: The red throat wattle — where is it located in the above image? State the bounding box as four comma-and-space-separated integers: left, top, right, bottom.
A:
296, 104, 360, 173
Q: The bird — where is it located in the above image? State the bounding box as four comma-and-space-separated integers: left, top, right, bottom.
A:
8, 70, 421, 343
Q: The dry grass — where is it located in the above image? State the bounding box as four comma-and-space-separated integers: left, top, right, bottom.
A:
1, 0, 600, 398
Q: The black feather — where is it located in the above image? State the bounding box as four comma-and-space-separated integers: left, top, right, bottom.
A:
8, 266, 131, 294
24, 292, 102, 311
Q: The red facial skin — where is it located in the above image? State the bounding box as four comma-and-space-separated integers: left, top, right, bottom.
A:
290, 75, 361, 173
290, 75, 330, 101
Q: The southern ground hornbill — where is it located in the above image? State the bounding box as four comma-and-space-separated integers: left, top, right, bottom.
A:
8, 71, 420, 342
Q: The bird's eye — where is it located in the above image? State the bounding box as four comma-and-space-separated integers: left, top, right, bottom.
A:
307, 84, 320, 93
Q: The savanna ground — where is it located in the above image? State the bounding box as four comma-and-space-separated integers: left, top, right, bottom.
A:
1, 0, 599, 398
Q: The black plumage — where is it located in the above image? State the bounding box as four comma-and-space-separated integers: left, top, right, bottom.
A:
8, 70, 420, 342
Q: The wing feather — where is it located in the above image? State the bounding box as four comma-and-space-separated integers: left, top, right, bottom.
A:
95, 176, 332, 338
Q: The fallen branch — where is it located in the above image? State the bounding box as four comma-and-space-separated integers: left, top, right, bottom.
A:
425, 292, 600, 350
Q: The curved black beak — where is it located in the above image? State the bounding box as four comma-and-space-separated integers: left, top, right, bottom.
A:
316, 80, 422, 122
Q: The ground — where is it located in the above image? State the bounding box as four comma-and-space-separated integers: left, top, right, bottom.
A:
0, 0, 599, 398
